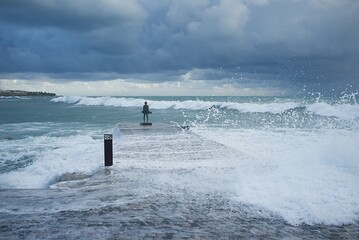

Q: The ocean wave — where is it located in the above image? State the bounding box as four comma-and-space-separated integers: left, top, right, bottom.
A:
51, 96, 359, 119
0, 96, 31, 100
307, 102, 359, 119
0, 134, 103, 189
51, 96, 301, 113
51, 96, 84, 104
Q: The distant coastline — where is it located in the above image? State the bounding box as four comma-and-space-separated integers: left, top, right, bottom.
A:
0, 89, 56, 96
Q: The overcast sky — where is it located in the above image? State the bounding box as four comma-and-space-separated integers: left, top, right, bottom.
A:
0, 0, 358, 96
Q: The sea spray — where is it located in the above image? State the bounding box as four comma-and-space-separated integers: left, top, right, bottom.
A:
1, 95, 358, 227
192, 127, 359, 225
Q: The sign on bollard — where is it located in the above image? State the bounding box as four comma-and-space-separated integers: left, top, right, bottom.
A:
104, 134, 113, 166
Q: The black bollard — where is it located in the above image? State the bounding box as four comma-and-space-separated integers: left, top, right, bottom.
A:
104, 134, 113, 166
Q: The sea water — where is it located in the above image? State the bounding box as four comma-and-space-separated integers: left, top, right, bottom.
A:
0, 95, 358, 238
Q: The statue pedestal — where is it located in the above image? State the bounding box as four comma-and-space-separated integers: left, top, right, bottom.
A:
140, 123, 152, 126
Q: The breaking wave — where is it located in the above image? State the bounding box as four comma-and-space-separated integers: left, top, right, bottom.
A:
52, 96, 359, 119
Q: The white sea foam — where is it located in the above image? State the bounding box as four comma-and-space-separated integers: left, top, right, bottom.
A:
220, 102, 300, 114
0, 134, 103, 189
0, 96, 31, 100
193, 127, 359, 225
51, 96, 359, 120
307, 102, 359, 119
51, 96, 302, 113
51, 96, 84, 104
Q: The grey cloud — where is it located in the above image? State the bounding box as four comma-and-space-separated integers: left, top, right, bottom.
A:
141, 0, 250, 68
245, 0, 359, 59
0, 0, 147, 72
0, 0, 146, 31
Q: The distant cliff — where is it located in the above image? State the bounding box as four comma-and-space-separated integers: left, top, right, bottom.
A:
0, 89, 56, 96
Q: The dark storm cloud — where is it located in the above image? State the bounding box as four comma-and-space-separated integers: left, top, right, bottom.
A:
0, 0, 147, 72
0, 0, 358, 93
